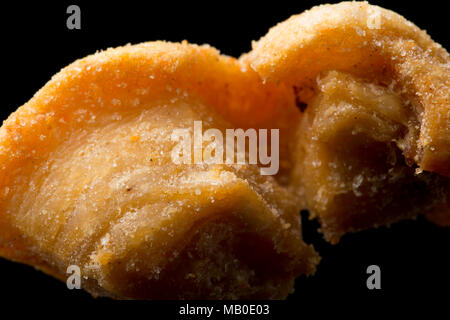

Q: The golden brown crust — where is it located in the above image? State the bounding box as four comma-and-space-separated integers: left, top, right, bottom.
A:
242, 1, 450, 241
0, 41, 316, 299
0, 41, 297, 191
293, 70, 449, 243
242, 1, 450, 176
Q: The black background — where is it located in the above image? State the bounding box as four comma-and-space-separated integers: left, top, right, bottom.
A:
1, 0, 448, 316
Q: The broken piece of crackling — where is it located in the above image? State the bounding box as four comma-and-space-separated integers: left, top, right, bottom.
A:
241, 1, 450, 243
0, 41, 318, 299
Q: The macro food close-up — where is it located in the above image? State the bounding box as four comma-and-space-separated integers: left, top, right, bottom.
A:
242, 1, 450, 243
0, 0, 448, 316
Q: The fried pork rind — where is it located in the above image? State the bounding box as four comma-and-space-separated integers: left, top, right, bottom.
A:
242, 2, 450, 242
293, 71, 449, 242
0, 41, 318, 299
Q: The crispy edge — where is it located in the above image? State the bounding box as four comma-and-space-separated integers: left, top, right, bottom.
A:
242, 1, 446, 83
0, 41, 297, 262
241, 1, 450, 175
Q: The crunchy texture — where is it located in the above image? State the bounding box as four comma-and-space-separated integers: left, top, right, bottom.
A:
242, 1, 450, 242
0, 41, 317, 299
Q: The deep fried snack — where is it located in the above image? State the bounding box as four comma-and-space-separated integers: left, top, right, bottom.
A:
292, 70, 449, 242
0, 41, 318, 299
242, 2, 450, 242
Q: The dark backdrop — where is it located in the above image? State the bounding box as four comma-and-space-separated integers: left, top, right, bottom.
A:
1, 0, 448, 315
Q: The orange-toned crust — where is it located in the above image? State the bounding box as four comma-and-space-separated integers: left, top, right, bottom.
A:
241, 1, 450, 241
242, 1, 450, 176
0, 40, 297, 247
0, 41, 297, 192
0, 41, 315, 299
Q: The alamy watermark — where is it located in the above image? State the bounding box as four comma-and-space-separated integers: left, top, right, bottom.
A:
170, 121, 279, 175
66, 5, 81, 30
66, 265, 81, 289
366, 265, 381, 290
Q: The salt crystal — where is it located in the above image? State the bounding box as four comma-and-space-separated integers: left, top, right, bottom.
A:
352, 174, 364, 197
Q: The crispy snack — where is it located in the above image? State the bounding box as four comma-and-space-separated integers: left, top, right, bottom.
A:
0, 41, 318, 299
242, 2, 450, 243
